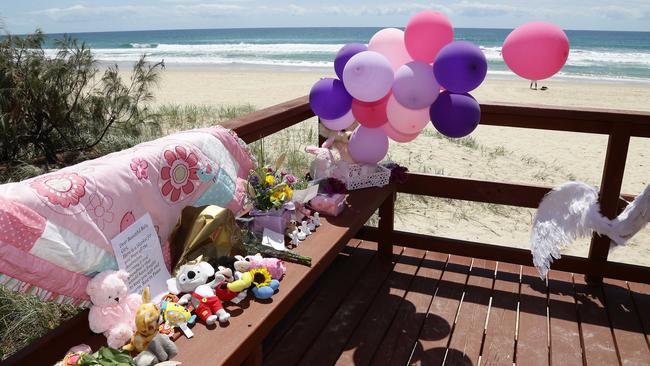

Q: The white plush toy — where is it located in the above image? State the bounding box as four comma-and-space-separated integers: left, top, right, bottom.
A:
531, 181, 650, 278
166, 261, 230, 325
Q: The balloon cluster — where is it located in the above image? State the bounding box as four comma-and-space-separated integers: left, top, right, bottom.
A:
309, 10, 487, 164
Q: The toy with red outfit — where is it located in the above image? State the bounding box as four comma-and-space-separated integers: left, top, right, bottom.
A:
166, 259, 230, 325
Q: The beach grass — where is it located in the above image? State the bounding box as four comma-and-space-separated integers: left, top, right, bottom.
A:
0, 286, 79, 360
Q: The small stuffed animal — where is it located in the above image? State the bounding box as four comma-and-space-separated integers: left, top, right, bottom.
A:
123, 287, 161, 353
249, 268, 280, 300
160, 300, 195, 338
319, 124, 356, 163
305, 145, 335, 180
87, 270, 142, 348
244, 254, 286, 280
208, 256, 250, 276
133, 334, 179, 366
166, 260, 230, 325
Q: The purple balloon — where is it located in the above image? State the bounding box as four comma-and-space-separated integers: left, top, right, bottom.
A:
321, 109, 355, 131
433, 41, 487, 93
343, 51, 394, 102
309, 78, 352, 120
429, 91, 480, 138
393, 61, 440, 109
348, 125, 389, 164
334, 43, 368, 80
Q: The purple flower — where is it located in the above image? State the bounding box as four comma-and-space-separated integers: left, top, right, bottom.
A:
387, 164, 409, 184
285, 174, 297, 185
266, 166, 274, 173
249, 174, 259, 186
280, 169, 287, 177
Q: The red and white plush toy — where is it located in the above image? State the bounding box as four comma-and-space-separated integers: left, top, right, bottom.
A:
166, 260, 231, 325
87, 270, 142, 348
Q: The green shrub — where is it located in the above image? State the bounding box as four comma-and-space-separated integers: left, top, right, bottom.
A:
0, 29, 161, 164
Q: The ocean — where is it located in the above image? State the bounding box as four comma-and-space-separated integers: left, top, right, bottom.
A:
42, 27, 650, 82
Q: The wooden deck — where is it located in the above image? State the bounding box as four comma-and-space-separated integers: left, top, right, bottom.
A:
263, 241, 650, 366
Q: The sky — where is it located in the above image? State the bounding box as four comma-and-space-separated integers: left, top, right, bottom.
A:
2, 0, 650, 34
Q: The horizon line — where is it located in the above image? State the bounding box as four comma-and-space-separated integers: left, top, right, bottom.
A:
14, 25, 650, 37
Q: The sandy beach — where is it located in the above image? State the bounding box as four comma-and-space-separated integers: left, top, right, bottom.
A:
149, 66, 650, 266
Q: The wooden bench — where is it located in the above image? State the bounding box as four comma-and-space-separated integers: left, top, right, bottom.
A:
2, 185, 395, 366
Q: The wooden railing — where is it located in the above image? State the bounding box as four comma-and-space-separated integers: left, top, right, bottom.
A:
4, 95, 650, 365
226, 95, 650, 284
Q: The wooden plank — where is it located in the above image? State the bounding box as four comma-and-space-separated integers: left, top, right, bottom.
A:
262, 240, 363, 355
573, 275, 620, 365
370, 251, 448, 366
297, 245, 403, 365
241, 345, 262, 366
336, 247, 427, 365
587, 131, 630, 283
603, 278, 650, 364
446, 259, 496, 365
356, 227, 650, 284
409, 255, 472, 365
398, 174, 550, 208
480, 102, 650, 137
627, 282, 650, 348
480, 262, 520, 366
516, 265, 549, 365
225, 95, 313, 143
263, 240, 375, 365
547, 270, 583, 366
170, 186, 393, 365
377, 189, 396, 260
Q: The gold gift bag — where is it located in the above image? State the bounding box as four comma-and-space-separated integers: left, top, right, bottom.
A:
170, 205, 242, 272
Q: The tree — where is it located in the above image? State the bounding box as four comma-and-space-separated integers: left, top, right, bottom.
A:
0, 29, 161, 164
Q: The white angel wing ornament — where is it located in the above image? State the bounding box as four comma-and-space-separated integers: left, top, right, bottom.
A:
530, 181, 650, 278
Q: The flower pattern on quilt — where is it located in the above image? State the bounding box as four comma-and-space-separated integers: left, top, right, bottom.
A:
30, 172, 87, 208
87, 193, 114, 231
160, 145, 200, 203
130, 158, 149, 180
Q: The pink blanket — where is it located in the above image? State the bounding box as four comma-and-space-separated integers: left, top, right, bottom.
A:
0, 126, 254, 305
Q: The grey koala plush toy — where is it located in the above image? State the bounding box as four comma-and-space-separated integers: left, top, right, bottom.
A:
166, 260, 230, 324
133, 334, 180, 366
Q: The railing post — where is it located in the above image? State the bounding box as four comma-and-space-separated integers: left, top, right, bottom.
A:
586, 130, 630, 284
378, 187, 396, 260
317, 117, 326, 147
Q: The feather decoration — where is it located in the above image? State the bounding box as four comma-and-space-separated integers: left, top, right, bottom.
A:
531, 181, 650, 278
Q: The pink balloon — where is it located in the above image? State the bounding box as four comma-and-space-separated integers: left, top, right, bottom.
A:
404, 10, 454, 64
386, 95, 430, 134
368, 28, 413, 71
502, 22, 569, 80
351, 93, 390, 128
321, 109, 355, 131
348, 126, 389, 164
383, 122, 419, 143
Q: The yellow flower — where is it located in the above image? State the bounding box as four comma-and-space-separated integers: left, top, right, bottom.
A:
284, 186, 293, 200
265, 175, 275, 185
250, 268, 272, 288
270, 190, 286, 204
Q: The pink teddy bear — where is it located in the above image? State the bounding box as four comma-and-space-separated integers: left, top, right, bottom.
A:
86, 270, 142, 348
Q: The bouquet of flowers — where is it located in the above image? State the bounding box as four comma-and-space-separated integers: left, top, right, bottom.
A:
247, 154, 300, 211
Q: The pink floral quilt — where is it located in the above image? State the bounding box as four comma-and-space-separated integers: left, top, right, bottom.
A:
0, 126, 254, 305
